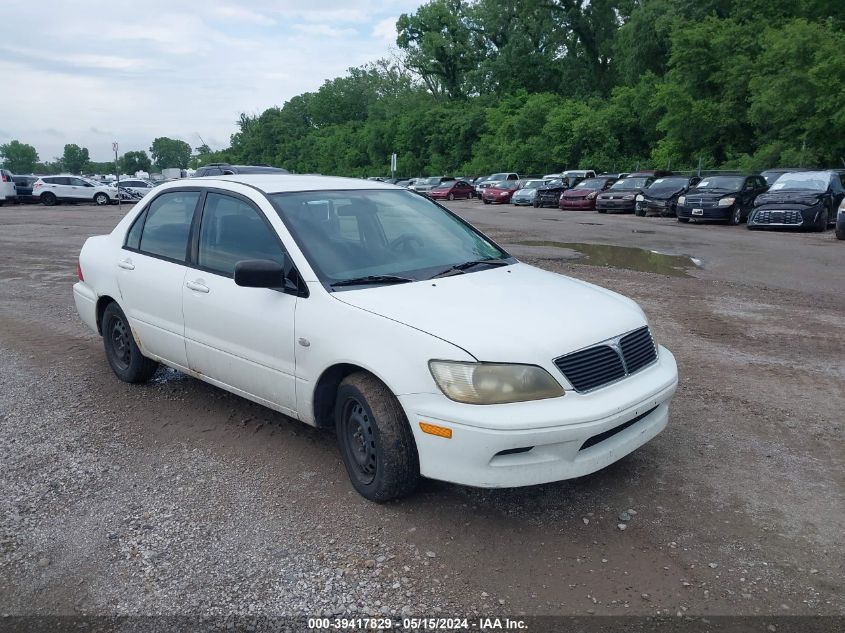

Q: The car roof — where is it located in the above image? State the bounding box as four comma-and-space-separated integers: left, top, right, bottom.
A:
175, 174, 399, 194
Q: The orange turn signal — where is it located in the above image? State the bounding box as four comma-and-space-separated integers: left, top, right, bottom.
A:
419, 421, 452, 439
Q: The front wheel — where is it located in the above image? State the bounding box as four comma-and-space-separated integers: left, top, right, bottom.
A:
678, 217, 690, 223
728, 205, 742, 225
102, 303, 159, 383
597, 208, 606, 214
94, 192, 110, 206
814, 208, 828, 232
335, 372, 420, 502
447, 193, 455, 201
835, 226, 844, 240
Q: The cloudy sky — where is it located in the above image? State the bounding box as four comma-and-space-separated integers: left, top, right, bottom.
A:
0, 0, 419, 162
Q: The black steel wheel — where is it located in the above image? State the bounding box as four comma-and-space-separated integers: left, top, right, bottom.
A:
41, 192, 57, 206
102, 302, 159, 383
335, 372, 419, 502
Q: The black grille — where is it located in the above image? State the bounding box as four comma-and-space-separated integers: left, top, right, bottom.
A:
580, 406, 658, 451
554, 345, 626, 392
554, 327, 657, 392
753, 209, 802, 225
620, 326, 657, 374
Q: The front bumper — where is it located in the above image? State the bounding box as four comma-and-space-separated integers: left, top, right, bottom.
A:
637, 200, 672, 216
560, 197, 594, 210
596, 198, 635, 212
400, 346, 678, 488
511, 196, 535, 206
748, 204, 817, 228
676, 203, 730, 220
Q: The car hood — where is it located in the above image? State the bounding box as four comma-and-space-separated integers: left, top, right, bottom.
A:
644, 186, 685, 200
686, 189, 739, 200
331, 263, 646, 363
512, 188, 536, 197
562, 188, 597, 198
599, 188, 641, 197
755, 190, 824, 206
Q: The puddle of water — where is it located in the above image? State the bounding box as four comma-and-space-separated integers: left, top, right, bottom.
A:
516, 241, 697, 277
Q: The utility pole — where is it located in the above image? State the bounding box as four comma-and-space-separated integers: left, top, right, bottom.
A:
113, 141, 120, 209
390, 153, 397, 180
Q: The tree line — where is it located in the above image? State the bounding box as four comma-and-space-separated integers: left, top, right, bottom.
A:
0, 137, 204, 176
226, 0, 845, 177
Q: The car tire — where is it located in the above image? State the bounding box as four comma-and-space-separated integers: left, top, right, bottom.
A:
635, 207, 645, 217
102, 302, 159, 383
597, 208, 606, 214
41, 192, 57, 206
728, 205, 742, 225
447, 193, 455, 201
483, 199, 490, 205
94, 192, 110, 206
835, 227, 845, 240
677, 217, 690, 223
335, 372, 420, 502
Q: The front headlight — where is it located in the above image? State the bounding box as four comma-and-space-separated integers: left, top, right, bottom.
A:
635, 194, 644, 202
677, 196, 686, 205
429, 361, 565, 405
718, 197, 736, 207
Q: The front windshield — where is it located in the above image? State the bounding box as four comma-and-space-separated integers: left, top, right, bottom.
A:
520, 180, 545, 189
423, 177, 441, 185
770, 172, 829, 191
575, 178, 607, 189
611, 177, 649, 190
496, 181, 519, 190
270, 190, 509, 284
695, 176, 745, 190
488, 173, 509, 181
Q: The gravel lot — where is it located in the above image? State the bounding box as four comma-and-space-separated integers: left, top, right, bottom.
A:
0, 200, 843, 622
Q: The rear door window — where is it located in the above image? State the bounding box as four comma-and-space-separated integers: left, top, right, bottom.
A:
137, 191, 200, 262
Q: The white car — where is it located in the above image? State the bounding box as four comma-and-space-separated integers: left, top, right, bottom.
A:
72, 175, 678, 501
117, 178, 155, 197
0, 169, 17, 205
33, 175, 118, 206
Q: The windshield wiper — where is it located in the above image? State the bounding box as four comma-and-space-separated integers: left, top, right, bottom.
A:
431, 258, 510, 279
330, 275, 415, 288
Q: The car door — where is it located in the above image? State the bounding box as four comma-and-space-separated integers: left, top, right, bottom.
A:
66, 177, 90, 201
182, 191, 298, 416
117, 189, 200, 368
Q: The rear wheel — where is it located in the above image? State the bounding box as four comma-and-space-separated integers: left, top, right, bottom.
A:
102, 302, 159, 383
335, 372, 420, 502
41, 192, 57, 206
94, 192, 110, 206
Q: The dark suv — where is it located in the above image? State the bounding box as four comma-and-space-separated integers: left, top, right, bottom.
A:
676, 174, 768, 225
13, 175, 39, 203
748, 171, 844, 231
193, 163, 289, 177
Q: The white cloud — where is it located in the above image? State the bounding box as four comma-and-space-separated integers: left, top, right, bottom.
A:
0, 0, 420, 162
372, 17, 399, 44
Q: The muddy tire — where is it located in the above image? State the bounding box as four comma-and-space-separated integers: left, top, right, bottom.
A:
102, 302, 158, 383
335, 372, 420, 502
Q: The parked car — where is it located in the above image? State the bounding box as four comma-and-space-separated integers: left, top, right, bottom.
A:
395, 179, 411, 188
411, 176, 455, 194
635, 176, 701, 217
511, 179, 549, 206
535, 171, 594, 208
72, 174, 678, 501
836, 198, 845, 240
760, 167, 811, 186
194, 163, 289, 177
748, 171, 844, 231
0, 169, 17, 205
559, 176, 618, 210
429, 179, 475, 201
12, 175, 39, 203
482, 180, 520, 204
118, 179, 156, 197
676, 174, 768, 225
32, 175, 118, 206
476, 172, 519, 198
596, 174, 662, 214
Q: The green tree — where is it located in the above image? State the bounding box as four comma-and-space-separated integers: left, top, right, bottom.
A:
0, 140, 39, 173
121, 150, 152, 174
62, 144, 90, 174
149, 137, 192, 170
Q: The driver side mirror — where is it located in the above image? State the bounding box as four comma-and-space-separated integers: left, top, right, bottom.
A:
234, 258, 286, 289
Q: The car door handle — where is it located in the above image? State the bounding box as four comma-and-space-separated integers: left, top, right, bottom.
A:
186, 280, 209, 293
118, 259, 135, 270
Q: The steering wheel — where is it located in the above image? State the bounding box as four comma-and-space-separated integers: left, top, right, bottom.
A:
389, 233, 424, 252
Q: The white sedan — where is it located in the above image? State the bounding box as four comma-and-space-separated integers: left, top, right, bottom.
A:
73, 175, 678, 501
